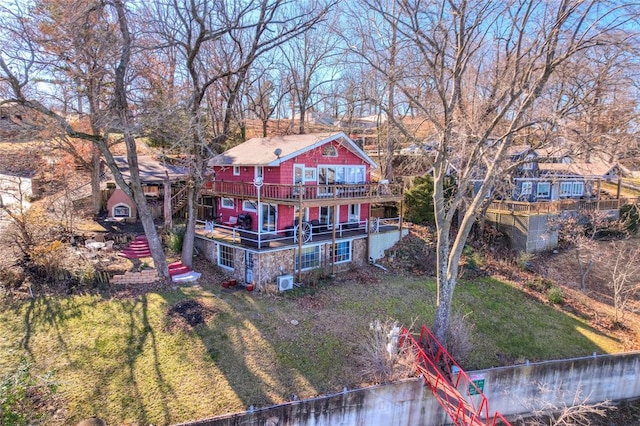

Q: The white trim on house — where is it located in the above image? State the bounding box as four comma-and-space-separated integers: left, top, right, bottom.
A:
112, 202, 132, 218
221, 197, 234, 209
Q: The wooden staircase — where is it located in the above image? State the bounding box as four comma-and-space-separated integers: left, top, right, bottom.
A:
171, 186, 189, 215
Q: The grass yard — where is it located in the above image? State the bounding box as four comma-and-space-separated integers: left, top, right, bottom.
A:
0, 268, 627, 425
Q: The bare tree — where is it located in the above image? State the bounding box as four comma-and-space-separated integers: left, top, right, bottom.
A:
144, 0, 334, 267
556, 210, 624, 292
280, 14, 342, 134
0, 0, 170, 277
245, 65, 288, 137
606, 240, 640, 324
518, 383, 614, 426
355, 0, 640, 344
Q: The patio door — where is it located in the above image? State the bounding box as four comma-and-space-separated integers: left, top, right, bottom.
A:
261, 203, 277, 233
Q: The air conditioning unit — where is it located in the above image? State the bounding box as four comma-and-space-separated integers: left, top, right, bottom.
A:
277, 275, 294, 292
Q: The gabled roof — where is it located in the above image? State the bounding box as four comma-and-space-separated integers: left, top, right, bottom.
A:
209, 132, 378, 169
538, 161, 618, 178
111, 156, 188, 183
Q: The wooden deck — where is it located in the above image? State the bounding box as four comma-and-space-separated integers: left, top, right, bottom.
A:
196, 218, 401, 251
486, 198, 625, 215
200, 181, 403, 207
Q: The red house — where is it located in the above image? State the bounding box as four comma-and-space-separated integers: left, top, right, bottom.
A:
195, 132, 404, 290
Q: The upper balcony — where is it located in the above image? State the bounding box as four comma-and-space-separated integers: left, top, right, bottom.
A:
200, 181, 403, 207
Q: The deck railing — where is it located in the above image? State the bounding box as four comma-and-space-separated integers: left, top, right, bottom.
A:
487, 198, 626, 215
196, 216, 402, 249
200, 181, 402, 202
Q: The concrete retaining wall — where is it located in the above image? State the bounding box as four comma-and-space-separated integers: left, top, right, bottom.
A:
369, 227, 409, 260
177, 352, 640, 426
486, 212, 558, 253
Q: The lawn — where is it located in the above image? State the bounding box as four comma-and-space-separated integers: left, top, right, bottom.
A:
0, 268, 625, 425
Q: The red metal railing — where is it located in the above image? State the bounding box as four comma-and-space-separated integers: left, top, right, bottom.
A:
400, 325, 511, 426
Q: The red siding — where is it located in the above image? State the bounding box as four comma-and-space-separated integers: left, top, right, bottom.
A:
211, 137, 373, 231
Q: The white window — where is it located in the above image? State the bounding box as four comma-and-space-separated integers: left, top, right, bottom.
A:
221, 197, 234, 209
572, 182, 584, 196
113, 203, 131, 218
255, 166, 264, 180
521, 181, 532, 196
346, 166, 365, 184
304, 167, 316, 182
294, 206, 309, 222
348, 204, 360, 222
261, 203, 277, 232
233, 166, 240, 176
217, 245, 234, 270
295, 245, 321, 270
320, 205, 337, 229
242, 200, 257, 211
294, 164, 304, 184
522, 154, 535, 170
536, 182, 550, 198
560, 182, 572, 197
330, 241, 352, 263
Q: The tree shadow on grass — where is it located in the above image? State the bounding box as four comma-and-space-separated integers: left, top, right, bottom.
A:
174, 286, 324, 413
11, 293, 176, 425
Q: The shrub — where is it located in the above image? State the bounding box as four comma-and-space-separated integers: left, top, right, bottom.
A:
526, 277, 553, 293
403, 175, 456, 225
516, 251, 535, 271
547, 286, 564, 304
357, 319, 414, 384
29, 240, 65, 281
166, 225, 185, 253
445, 311, 476, 365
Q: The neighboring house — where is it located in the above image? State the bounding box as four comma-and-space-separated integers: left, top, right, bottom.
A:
508, 145, 618, 202
196, 132, 404, 289
104, 156, 188, 220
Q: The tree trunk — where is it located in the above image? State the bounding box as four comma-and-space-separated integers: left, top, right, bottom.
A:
111, 0, 168, 279
91, 145, 102, 214
181, 184, 197, 268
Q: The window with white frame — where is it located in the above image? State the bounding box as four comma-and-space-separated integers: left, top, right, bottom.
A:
242, 200, 257, 211
304, 167, 316, 182
560, 181, 584, 197
521, 181, 532, 196
330, 241, 352, 263
218, 245, 234, 269
536, 182, 550, 198
572, 182, 584, 196
294, 164, 304, 184
319, 205, 335, 229
348, 204, 360, 222
522, 154, 535, 170
295, 245, 320, 270
221, 197, 234, 209
113, 203, 131, 217
255, 166, 264, 180
233, 166, 240, 176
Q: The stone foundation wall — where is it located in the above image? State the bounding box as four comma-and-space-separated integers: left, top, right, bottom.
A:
194, 236, 369, 290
